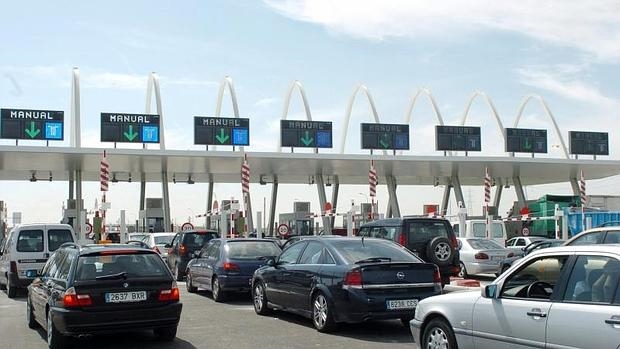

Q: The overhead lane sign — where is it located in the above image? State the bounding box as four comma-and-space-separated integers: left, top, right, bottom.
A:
505, 128, 547, 153
361, 123, 410, 150
0, 108, 64, 141
569, 131, 608, 156
100, 113, 160, 143
194, 117, 250, 146
436, 125, 481, 152
280, 120, 332, 148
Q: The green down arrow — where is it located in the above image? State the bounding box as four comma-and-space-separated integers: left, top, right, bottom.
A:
523, 137, 532, 150
300, 131, 314, 146
123, 125, 138, 141
24, 121, 41, 138
379, 133, 390, 149
215, 128, 229, 144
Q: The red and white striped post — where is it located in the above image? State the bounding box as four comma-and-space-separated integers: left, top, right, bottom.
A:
484, 167, 491, 238
369, 160, 377, 220
100, 151, 110, 238
580, 170, 587, 231
241, 154, 250, 235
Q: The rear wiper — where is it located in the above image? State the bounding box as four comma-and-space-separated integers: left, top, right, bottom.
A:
96, 271, 127, 280
355, 257, 392, 264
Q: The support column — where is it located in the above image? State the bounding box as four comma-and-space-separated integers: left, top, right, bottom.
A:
385, 176, 401, 218
139, 174, 146, 211
268, 177, 278, 236
162, 172, 171, 232
206, 177, 213, 229
440, 185, 452, 215
513, 176, 527, 207
330, 176, 339, 229
493, 183, 503, 216
315, 175, 331, 235
569, 178, 580, 196
75, 170, 83, 238
452, 176, 465, 210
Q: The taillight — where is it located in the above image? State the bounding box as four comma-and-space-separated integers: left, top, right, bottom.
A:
9, 261, 17, 273
223, 262, 240, 272
433, 267, 442, 284
398, 233, 407, 246
159, 284, 180, 302
343, 269, 363, 288
474, 252, 489, 260
179, 244, 187, 256
63, 287, 92, 307
507, 252, 514, 258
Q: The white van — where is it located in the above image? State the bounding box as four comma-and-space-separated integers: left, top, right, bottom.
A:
0, 223, 76, 298
452, 219, 507, 245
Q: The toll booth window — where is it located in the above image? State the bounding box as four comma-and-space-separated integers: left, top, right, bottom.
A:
17, 229, 44, 252
48, 229, 74, 251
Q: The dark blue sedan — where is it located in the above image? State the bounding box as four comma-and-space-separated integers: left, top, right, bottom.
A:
251, 236, 442, 332
185, 238, 281, 302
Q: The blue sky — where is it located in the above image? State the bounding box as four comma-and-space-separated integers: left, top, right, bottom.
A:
1, 1, 619, 228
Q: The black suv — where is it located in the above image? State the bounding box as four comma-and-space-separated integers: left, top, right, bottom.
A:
165, 229, 219, 281
359, 217, 460, 286
26, 243, 182, 349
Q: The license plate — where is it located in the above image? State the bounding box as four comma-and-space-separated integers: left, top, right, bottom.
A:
386, 299, 418, 310
491, 256, 503, 261
105, 291, 147, 303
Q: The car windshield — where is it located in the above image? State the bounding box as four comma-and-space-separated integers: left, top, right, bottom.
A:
154, 235, 174, 245
75, 253, 170, 280
332, 240, 420, 264
468, 239, 504, 250
225, 241, 281, 259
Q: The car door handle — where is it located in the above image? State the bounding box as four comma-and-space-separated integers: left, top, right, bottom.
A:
604, 316, 620, 326
526, 310, 547, 318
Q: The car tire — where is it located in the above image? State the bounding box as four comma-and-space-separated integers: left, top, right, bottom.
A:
211, 276, 225, 302
27, 296, 38, 329
47, 308, 67, 349
312, 292, 337, 332
186, 272, 197, 293
458, 262, 468, 278
426, 237, 454, 266
252, 281, 272, 315
173, 264, 183, 282
6, 279, 16, 298
154, 326, 177, 341
422, 318, 457, 349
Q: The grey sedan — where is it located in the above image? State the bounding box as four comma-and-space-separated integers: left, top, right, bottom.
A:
410, 245, 620, 349
456, 238, 513, 278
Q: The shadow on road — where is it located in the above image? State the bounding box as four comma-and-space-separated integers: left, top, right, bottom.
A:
34, 328, 198, 349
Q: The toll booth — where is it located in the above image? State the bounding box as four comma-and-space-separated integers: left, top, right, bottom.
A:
278, 201, 314, 236
207, 199, 243, 237
62, 199, 86, 235
139, 198, 165, 232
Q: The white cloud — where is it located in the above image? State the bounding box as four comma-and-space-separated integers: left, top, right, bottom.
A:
254, 97, 279, 107
82, 72, 146, 90
264, 0, 620, 60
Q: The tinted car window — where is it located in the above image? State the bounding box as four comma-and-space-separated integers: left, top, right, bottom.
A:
407, 221, 449, 244
207, 241, 221, 258
17, 229, 44, 252
333, 240, 420, 264
603, 231, 620, 244
359, 226, 399, 239
515, 239, 526, 246
299, 241, 324, 264
569, 231, 604, 245
75, 253, 169, 280
501, 255, 569, 299
48, 229, 74, 251
182, 232, 218, 248
278, 242, 306, 264
57, 251, 75, 280
225, 241, 280, 259
41, 251, 59, 277
468, 239, 504, 250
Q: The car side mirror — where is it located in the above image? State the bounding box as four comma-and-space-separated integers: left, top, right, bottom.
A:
482, 284, 498, 299
267, 258, 276, 267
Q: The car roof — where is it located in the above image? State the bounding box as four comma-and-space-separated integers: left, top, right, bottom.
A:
528, 244, 620, 256
214, 238, 283, 243
361, 217, 449, 227
72, 243, 157, 256
152, 232, 176, 236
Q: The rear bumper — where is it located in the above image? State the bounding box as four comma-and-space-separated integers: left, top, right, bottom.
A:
219, 274, 253, 292
409, 318, 423, 349
466, 261, 500, 275
51, 302, 183, 335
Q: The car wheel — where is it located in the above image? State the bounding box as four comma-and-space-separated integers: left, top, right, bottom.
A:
252, 281, 272, 315
458, 262, 468, 278
426, 237, 454, 266
312, 292, 337, 332
6, 279, 16, 298
212, 276, 225, 302
422, 318, 457, 349
154, 326, 177, 341
173, 265, 183, 282
186, 272, 197, 293
27, 296, 38, 329
47, 308, 67, 349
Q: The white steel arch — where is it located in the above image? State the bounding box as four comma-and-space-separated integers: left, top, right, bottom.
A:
70, 67, 81, 148
277, 80, 313, 151
339, 84, 381, 154
514, 94, 570, 159
459, 91, 507, 152
400, 88, 447, 155
213, 76, 242, 151
145, 72, 165, 150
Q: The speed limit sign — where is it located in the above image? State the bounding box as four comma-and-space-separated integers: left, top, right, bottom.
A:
277, 224, 290, 236
522, 227, 530, 236
181, 222, 194, 231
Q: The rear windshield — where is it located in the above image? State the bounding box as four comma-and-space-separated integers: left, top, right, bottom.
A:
182, 232, 218, 247
225, 241, 281, 259
154, 235, 174, 245
467, 239, 504, 250
75, 253, 170, 280
17, 230, 44, 252
408, 221, 450, 242
332, 240, 421, 264
48, 229, 74, 251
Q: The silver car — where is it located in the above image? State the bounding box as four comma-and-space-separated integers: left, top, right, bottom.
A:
456, 238, 513, 278
410, 245, 620, 349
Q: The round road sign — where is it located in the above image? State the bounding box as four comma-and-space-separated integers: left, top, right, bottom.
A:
277, 223, 290, 236
181, 222, 194, 231
85, 223, 93, 234
522, 227, 530, 236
